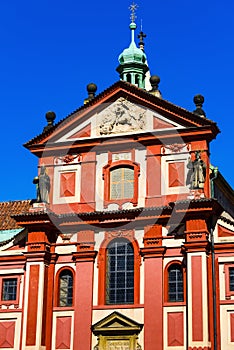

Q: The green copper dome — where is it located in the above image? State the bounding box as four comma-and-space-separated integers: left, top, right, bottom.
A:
116, 22, 149, 89
118, 40, 146, 65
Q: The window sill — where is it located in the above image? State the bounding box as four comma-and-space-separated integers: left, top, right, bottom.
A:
53, 306, 74, 311
0, 301, 18, 306
93, 304, 144, 310
104, 198, 137, 210
163, 301, 186, 307
225, 292, 234, 299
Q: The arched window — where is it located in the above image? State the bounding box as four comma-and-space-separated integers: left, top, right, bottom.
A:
110, 167, 134, 200
127, 73, 131, 83
103, 159, 140, 209
106, 239, 134, 305
168, 264, 184, 302
135, 74, 139, 85
58, 269, 73, 307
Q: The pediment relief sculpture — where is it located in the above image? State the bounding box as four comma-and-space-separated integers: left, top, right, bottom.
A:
98, 97, 146, 135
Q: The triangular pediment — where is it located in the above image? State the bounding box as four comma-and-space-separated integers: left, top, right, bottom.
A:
24, 80, 219, 150
54, 97, 182, 143
92, 311, 143, 336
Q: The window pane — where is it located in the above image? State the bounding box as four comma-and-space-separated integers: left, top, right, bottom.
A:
168, 265, 184, 302
106, 239, 134, 304
2, 278, 17, 301
59, 270, 73, 307
125, 168, 134, 180
230, 268, 234, 291
110, 167, 134, 200
124, 182, 134, 198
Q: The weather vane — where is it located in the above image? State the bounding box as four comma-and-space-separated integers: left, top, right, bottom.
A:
129, 2, 138, 23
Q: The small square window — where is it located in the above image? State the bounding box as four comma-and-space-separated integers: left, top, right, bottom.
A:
1, 278, 18, 301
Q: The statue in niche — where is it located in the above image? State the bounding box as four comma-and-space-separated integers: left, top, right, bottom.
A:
99, 97, 146, 135
33, 166, 51, 203
186, 151, 206, 189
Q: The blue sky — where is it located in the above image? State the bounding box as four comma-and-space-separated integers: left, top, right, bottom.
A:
0, 0, 233, 201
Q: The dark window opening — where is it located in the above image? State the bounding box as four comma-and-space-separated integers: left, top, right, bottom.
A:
230, 267, 234, 291
59, 270, 73, 307
168, 264, 184, 302
106, 239, 134, 304
135, 75, 139, 85
127, 74, 131, 83
2, 278, 17, 301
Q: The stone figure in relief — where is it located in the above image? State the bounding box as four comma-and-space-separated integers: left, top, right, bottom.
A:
33, 166, 51, 203
99, 97, 146, 135
186, 151, 206, 189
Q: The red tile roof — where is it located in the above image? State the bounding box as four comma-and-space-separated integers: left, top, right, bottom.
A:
0, 200, 31, 230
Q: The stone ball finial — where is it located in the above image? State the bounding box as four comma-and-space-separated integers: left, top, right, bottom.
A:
150, 75, 160, 86
193, 94, 206, 117
45, 111, 56, 126
87, 83, 97, 96
43, 111, 56, 132
193, 94, 204, 108
84, 83, 97, 105
149, 75, 162, 98
150, 75, 161, 91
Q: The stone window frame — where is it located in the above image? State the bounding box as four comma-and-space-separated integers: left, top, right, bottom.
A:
54, 267, 75, 308
0, 275, 21, 306
97, 231, 141, 306
103, 160, 140, 210
224, 264, 234, 299
164, 260, 186, 305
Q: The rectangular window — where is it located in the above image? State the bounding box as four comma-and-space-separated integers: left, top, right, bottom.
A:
230, 268, 234, 292
2, 278, 18, 301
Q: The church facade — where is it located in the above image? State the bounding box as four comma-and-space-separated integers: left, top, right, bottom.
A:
0, 7, 234, 350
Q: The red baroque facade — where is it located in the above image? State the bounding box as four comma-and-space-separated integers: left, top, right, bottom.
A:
0, 67, 234, 350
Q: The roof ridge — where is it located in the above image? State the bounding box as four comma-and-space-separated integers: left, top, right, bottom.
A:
0, 199, 31, 204
24, 80, 219, 149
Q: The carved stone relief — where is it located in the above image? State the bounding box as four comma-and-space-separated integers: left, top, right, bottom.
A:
98, 98, 146, 135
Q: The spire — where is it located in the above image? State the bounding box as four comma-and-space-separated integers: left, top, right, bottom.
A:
116, 2, 149, 89
129, 2, 138, 44
129, 2, 138, 23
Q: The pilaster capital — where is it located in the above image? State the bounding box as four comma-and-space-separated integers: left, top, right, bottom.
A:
140, 246, 166, 259
72, 250, 97, 263
24, 250, 52, 264
182, 241, 210, 254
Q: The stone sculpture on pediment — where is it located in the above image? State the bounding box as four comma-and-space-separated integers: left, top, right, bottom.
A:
98, 97, 146, 135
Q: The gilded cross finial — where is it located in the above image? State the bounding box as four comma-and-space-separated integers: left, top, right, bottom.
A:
129, 2, 138, 23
